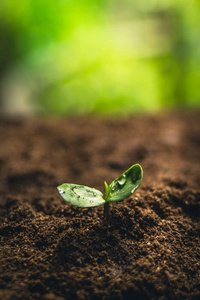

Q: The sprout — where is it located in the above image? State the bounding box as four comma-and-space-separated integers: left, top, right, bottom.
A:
57, 164, 143, 221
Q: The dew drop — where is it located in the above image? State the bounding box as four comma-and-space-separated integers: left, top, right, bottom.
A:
131, 187, 136, 193
59, 189, 65, 194
118, 174, 126, 186
111, 185, 117, 192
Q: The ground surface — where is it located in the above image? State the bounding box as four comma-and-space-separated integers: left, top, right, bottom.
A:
0, 111, 200, 300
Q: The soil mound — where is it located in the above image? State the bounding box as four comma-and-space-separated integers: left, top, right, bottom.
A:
0, 111, 200, 299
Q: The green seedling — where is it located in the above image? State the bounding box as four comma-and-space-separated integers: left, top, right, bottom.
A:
57, 164, 143, 221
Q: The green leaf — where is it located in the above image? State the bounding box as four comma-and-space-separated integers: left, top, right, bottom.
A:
107, 164, 143, 203
57, 183, 105, 207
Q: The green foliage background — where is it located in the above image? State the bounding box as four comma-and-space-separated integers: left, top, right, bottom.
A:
0, 0, 199, 115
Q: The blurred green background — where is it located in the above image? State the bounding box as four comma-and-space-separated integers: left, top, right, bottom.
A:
0, 0, 199, 116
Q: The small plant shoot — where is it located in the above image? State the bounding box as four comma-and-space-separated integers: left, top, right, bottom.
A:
57, 164, 143, 220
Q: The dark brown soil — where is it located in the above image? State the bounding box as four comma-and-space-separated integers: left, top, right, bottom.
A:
0, 111, 200, 300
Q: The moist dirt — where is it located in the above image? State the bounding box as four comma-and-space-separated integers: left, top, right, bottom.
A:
0, 111, 200, 300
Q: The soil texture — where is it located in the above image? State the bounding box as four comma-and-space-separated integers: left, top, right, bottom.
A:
0, 111, 200, 300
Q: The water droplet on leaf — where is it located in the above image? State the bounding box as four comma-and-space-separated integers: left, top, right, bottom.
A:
59, 189, 65, 194
111, 185, 117, 192
117, 174, 126, 186
131, 187, 136, 193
